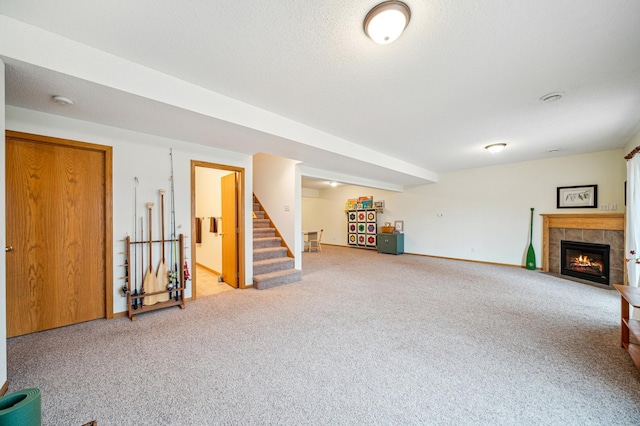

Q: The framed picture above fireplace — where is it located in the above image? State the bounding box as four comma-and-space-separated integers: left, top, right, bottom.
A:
557, 184, 597, 208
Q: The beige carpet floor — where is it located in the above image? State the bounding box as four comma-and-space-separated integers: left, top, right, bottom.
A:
6, 245, 640, 425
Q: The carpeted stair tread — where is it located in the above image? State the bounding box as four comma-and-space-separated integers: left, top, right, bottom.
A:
254, 257, 295, 275
253, 219, 271, 228
253, 268, 302, 290
254, 237, 282, 248
253, 247, 288, 261
254, 257, 293, 266
253, 228, 275, 237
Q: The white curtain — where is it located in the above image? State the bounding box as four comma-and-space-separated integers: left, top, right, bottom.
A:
626, 155, 640, 318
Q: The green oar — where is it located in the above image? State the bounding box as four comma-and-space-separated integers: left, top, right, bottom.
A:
526, 207, 536, 270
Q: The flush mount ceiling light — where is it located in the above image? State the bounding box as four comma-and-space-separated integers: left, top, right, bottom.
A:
330, 181, 338, 187
364, 1, 411, 45
540, 92, 564, 103
485, 143, 507, 153
51, 95, 74, 106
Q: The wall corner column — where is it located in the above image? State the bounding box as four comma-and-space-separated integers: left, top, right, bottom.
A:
0, 57, 8, 391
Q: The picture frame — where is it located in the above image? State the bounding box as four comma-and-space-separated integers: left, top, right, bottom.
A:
557, 184, 597, 209
394, 220, 404, 233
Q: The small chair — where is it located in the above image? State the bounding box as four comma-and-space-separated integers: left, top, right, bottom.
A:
305, 231, 317, 252
309, 229, 323, 252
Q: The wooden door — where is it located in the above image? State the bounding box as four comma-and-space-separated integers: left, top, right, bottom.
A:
6, 132, 111, 337
221, 172, 238, 288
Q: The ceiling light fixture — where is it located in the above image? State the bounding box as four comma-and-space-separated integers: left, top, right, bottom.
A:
330, 182, 338, 187
540, 92, 563, 103
364, 1, 411, 45
52, 95, 74, 106
485, 143, 507, 153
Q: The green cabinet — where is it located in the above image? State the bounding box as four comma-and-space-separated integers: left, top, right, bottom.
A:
377, 233, 404, 255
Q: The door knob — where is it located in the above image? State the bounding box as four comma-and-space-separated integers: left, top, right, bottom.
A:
5, 246, 13, 252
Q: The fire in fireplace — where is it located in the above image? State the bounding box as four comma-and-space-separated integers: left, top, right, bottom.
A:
560, 240, 610, 285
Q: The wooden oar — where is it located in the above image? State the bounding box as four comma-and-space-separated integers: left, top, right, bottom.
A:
144, 202, 160, 305
156, 190, 170, 302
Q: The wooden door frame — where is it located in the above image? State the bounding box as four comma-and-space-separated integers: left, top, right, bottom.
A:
6, 130, 114, 320
190, 160, 246, 299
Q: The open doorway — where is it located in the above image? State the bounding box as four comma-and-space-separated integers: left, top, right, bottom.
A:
191, 160, 245, 299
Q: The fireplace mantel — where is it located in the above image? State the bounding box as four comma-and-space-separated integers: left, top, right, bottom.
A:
540, 213, 625, 282
541, 213, 625, 232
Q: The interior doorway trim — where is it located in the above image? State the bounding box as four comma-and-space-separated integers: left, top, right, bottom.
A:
190, 160, 246, 299
6, 130, 114, 320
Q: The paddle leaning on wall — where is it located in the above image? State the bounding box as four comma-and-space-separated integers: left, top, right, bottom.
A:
526, 207, 536, 270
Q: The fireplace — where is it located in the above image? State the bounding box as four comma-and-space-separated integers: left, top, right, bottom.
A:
560, 240, 610, 285
541, 213, 624, 286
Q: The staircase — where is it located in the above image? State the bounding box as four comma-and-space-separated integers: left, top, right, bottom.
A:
253, 196, 301, 290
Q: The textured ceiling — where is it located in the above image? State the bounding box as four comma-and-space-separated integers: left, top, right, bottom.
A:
2, 1, 640, 189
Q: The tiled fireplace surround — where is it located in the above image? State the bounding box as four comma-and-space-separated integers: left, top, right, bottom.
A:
541, 213, 625, 285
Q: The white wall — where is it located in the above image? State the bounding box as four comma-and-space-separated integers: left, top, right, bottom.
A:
6, 106, 254, 314
253, 153, 298, 254
0, 59, 7, 388
195, 167, 228, 273
304, 150, 626, 267
302, 187, 320, 198
301, 196, 334, 237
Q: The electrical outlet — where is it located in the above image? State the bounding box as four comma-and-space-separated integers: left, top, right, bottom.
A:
610, 204, 617, 211
600, 204, 608, 211
284, 205, 290, 212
